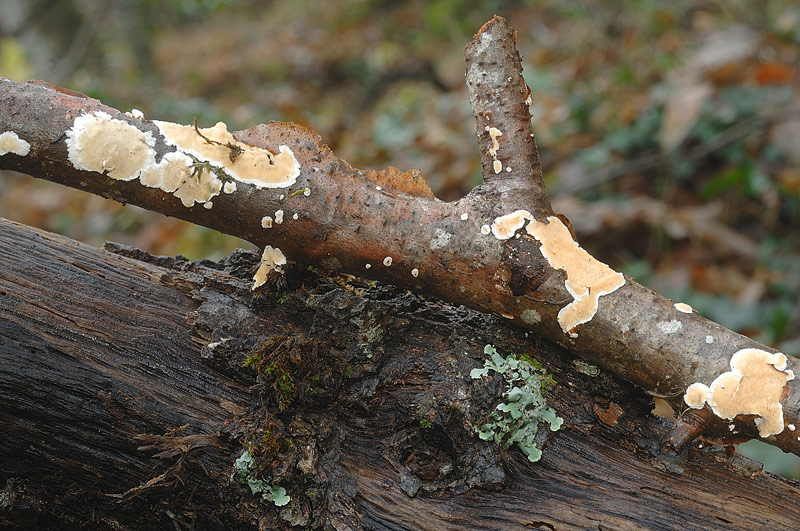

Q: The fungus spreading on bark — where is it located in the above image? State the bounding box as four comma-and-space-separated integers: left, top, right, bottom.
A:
0, 131, 31, 156
485, 126, 503, 174
65, 112, 225, 207
274, 210, 284, 224
684, 348, 795, 437
674, 302, 693, 313
261, 216, 273, 229
252, 246, 286, 290
491, 210, 625, 336
66, 111, 156, 181
154, 120, 300, 188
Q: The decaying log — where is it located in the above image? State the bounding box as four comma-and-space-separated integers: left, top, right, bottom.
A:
1, 14, 798, 474
2, 217, 800, 529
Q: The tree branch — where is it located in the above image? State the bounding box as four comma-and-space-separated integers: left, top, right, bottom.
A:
1, 17, 798, 457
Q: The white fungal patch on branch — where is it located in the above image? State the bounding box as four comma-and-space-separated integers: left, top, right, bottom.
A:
154, 121, 300, 188
252, 246, 287, 290
684, 348, 795, 437
223, 181, 237, 194
490, 210, 625, 336
674, 302, 693, 313
261, 216, 273, 229
485, 126, 503, 174
0, 131, 30, 156
66, 111, 156, 181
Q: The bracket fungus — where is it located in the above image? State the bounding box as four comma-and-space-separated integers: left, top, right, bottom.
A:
491, 211, 625, 336
684, 348, 795, 437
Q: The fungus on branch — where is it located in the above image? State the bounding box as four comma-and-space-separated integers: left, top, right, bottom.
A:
684, 348, 795, 437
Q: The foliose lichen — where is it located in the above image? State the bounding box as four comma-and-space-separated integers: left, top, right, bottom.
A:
470, 345, 563, 462
231, 450, 290, 507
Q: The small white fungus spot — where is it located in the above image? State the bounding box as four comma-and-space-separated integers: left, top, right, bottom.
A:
365, 264, 372, 269
279, 194, 285, 200
674, 302, 693, 313
0, 131, 31, 156
480, 224, 491, 235
657, 320, 683, 334
275, 210, 284, 224
128, 108, 144, 120
203, 201, 213, 209
501, 312, 515, 319
789, 424, 796, 431
729, 424, 736, 431
706, 335, 714, 344
292, 213, 299, 220
505, 166, 512, 172
383, 256, 393, 267
411, 268, 419, 278
460, 213, 469, 221
252, 246, 287, 290
493, 159, 503, 174
261, 216, 273, 229
223, 181, 237, 194
376, 186, 382, 191
303, 188, 311, 196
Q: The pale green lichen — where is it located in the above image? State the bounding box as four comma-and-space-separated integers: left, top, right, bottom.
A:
470, 345, 563, 462
231, 450, 290, 506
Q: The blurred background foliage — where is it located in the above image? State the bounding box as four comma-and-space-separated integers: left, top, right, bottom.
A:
1, 0, 799, 475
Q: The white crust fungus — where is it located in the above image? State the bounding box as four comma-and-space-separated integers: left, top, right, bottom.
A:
485, 126, 503, 174
383, 256, 393, 266
411, 268, 419, 278
674, 302, 693, 313
154, 120, 300, 188
223, 181, 237, 194
683, 348, 795, 437
261, 216, 273, 228
274, 210, 284, 224
0, 131, 31, 156
66, 111, 156, 181
706, 335, 714, 344
490, 210, 625, 335
138, 151, 221, 207
252, 246, 287, 290
480, 224, 491, 235
460, 213, 469, 221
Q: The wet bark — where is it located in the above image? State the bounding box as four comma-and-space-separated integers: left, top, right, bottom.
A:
1, 17, 798, 457
2, 218, 800, 530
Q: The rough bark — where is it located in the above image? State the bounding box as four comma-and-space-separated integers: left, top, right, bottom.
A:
2, 217, 800, 530
1, 17, 798, 456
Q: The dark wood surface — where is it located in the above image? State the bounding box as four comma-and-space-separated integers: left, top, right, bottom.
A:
1, 217, 798, 530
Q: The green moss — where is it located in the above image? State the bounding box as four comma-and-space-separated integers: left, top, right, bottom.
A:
471, 345, 563, 462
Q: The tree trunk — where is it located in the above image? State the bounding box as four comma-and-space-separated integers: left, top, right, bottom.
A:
2, 217, 799, 530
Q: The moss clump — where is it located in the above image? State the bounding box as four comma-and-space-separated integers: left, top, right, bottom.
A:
471, 345, 563, 462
